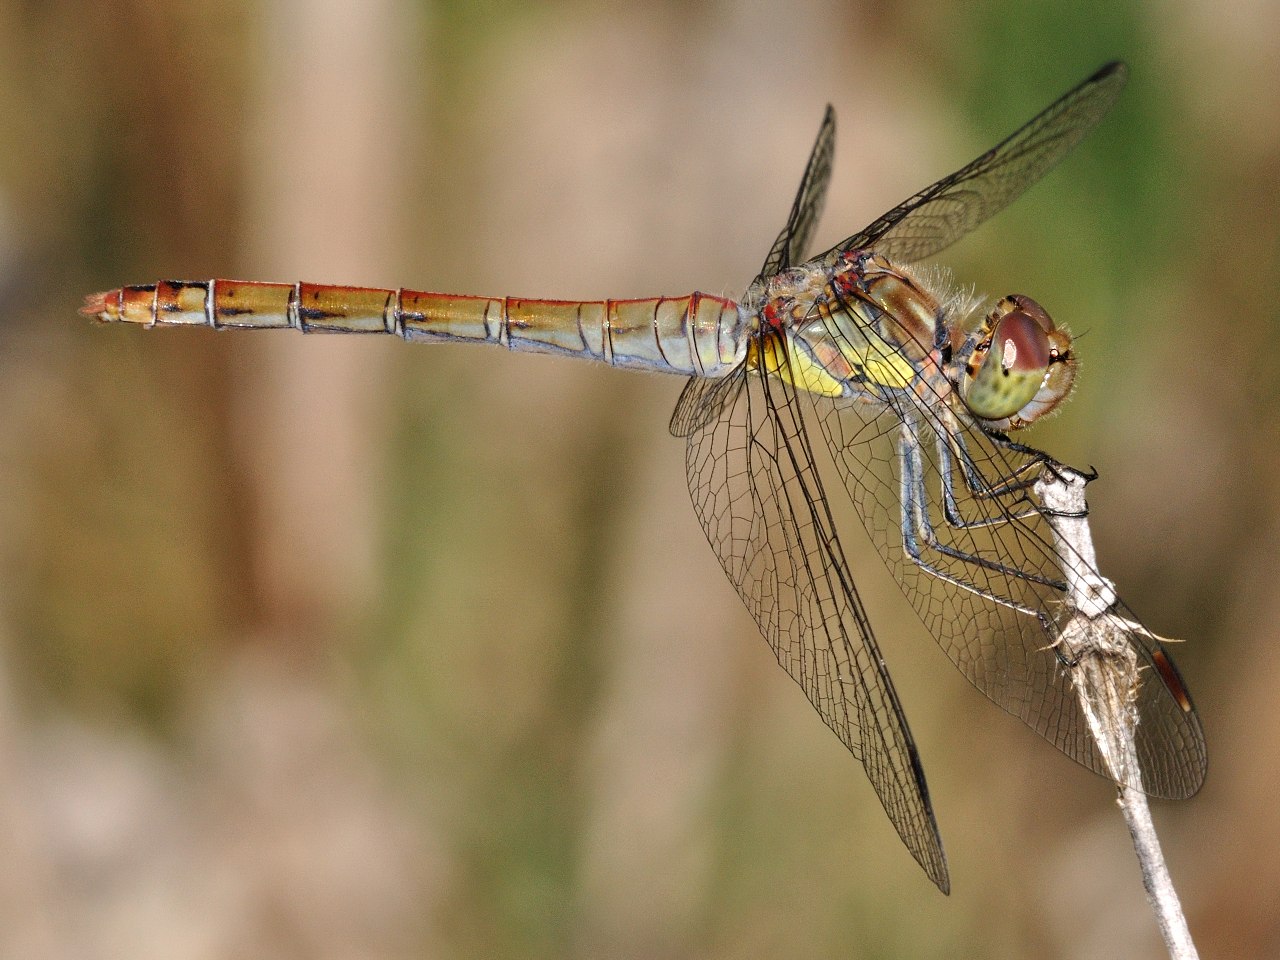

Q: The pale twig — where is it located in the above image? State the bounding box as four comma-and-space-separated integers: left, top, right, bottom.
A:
1034, 464, 1199, 960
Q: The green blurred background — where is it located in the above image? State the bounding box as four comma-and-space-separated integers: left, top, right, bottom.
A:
0, 0, 1275, 957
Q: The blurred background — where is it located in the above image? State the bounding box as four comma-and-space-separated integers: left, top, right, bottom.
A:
0, 0, 1276, 957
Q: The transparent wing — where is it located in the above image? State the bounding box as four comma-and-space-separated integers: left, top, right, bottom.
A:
750, 104, 836, 290
677, 344, 950, 892
817, 61, 1127, 264
807, 289, 1207, 799
671, 106, 836, 443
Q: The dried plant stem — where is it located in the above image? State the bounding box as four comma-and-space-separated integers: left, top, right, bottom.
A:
1034, 464, 1198, 960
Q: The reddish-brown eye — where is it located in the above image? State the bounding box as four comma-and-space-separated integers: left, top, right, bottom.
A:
1004, 295, 1054, 332
961, 309, 1052, 420
993, 309, 1051, 374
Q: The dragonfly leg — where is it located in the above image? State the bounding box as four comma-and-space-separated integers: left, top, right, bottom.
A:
976, 429, 1100, 519
935, 431, 1042, 530
898, 423, 1066, 607
936, 404, 1046, 495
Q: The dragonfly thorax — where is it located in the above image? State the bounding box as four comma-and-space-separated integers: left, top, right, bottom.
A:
754, 253, 951, 400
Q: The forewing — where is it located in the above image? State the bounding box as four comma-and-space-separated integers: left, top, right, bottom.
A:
750, 105, 836, 290
672, 106, 835, 440
806, 295, 1206, 799
817, 62, 1127, 264
679, 343, 950, 892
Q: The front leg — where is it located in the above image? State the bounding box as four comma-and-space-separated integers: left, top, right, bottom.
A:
898, 421, 1066, 606
932, 405, 1050, 529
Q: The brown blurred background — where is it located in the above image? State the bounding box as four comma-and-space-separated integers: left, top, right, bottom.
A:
0, 0, 1276, 957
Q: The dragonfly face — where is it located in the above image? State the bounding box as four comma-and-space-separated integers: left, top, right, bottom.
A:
952, 294, 1076, 430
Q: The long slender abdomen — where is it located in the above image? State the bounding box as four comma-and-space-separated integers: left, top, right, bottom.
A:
82, 280, 748, 377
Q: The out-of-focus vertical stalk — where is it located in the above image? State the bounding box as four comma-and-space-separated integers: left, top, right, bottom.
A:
239, 0, 419, 648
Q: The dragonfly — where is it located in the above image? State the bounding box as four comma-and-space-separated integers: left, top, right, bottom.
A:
83, 61, 1206, 893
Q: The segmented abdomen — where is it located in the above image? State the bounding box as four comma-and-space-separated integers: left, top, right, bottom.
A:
83, 280, 750, 377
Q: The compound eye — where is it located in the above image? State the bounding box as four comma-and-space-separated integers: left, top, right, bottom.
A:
962, 308, 1052, 420
1003, 294, 1054, 332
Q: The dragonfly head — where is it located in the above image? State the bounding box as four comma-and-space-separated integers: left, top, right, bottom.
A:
956, 295, 1075, 430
